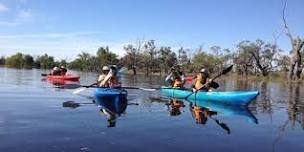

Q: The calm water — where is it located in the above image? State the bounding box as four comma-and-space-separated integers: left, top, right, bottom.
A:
0, 67, 303, 152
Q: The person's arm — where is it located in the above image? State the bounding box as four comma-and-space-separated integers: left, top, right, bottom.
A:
180, 74, 185, 84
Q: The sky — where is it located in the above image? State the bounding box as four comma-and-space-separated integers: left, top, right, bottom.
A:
0, 0, 303, 61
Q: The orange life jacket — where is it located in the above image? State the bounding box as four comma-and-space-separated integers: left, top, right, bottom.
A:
193, 73, 207, 90
108, 76, 121, 87
173, 79, 183, 88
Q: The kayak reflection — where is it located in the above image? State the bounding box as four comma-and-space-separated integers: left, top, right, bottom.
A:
186, 99, 258, 125
166, 98, 185, 116
95, 89, 128, 128
165, 97, 258, 134
189, 102, 231, 134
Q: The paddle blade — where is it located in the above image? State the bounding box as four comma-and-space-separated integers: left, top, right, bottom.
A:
63, 84, 82, 89
222, 65, 233, 75
139, 88, 156, 91
41, 73, 48, 76
73, 88, 87, 94
62, 101, 80, 108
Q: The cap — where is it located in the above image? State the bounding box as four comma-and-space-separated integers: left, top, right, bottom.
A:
102, 66, 110, 71
200, 68, 207, 73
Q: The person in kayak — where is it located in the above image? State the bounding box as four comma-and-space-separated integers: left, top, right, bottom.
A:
60, 65, 67, 75
99, 66, 121, 88
165, 66, 184, 88
97, 66, 110, 86
50, 66, 61, 75
192, 68, 219, 92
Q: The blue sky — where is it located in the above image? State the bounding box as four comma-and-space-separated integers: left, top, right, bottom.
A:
0, 0, 303, 60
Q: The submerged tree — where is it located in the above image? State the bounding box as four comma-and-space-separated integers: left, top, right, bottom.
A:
123, 40, 144, 75
158, 46, 177, 74
283, 0, 304, 80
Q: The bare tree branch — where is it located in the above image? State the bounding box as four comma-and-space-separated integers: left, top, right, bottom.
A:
282, 0, 293, 43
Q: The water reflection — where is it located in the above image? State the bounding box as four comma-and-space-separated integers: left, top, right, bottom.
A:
95, 95, 128, 128
163, 97, 258, 134
166, 98, 185, 116
287, 82, 304, 128
190, 102, 231, 134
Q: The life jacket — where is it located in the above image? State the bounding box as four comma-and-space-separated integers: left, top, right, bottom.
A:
193, 73, 207, 90
173, 79, 183, 88
171, 72, 183, 88
109, 76, 121, 87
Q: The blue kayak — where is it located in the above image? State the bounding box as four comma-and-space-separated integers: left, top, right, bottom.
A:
186, 99, 258, 124
94, 88, 128, 110
161, 86, 259, 106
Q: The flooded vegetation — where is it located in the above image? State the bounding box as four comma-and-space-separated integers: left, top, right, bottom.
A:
1, 67, 304, 152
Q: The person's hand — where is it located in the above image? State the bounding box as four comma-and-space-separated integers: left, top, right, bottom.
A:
208, 79, 213, 83
192, 88, 197, 92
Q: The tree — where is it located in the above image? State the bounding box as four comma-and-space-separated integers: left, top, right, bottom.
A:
158, 46, 177, 74
143, 40, 157, 75
240, 40, 280, 76
34, 54, 55, 69
0, 56, 5, 65
123, 40, 144, 75
23, 54, 34, 69
234, 41, 255, 76
96, 46, 119, 69
191, 46, 221, 73
283, 0, 304, 80
5, 53, 24, 68
277, 54, 290, 72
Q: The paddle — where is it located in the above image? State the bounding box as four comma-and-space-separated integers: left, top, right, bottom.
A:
41, 73, 48, 76
210, 116, 231, 134
72, 83, 97, 94
62, 83, 156, 94
185, 65, 234, 99
62, 100, 139, 108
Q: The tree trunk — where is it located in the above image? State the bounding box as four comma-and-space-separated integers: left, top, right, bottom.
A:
288, 39, 303, 80
132, 66, 137, 75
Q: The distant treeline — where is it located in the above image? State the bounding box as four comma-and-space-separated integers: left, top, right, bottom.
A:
0, 39, 297, 78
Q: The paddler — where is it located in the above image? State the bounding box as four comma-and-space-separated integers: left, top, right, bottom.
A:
192, 68, 219, 92
165, 66, 184, 88
60, 65, 67, 75
51, 66, 61, 75
98, 65, 121, 88
97, 66, 110, 86
175, 64, 185, 84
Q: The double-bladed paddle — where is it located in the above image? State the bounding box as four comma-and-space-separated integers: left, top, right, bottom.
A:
61, 83, 157, 94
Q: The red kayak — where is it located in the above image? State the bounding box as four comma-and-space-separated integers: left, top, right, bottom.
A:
47, 74, 80, 81
185, 76, 193, 83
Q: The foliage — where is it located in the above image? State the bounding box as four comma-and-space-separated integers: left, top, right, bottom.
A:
5, 52, 34, 69
0, 56, 5, 65
34, 54, 55, 69
96, 46, 119, 68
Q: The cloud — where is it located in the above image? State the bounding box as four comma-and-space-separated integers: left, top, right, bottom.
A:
0, 10, 33, 26
0, 3, 9, 12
